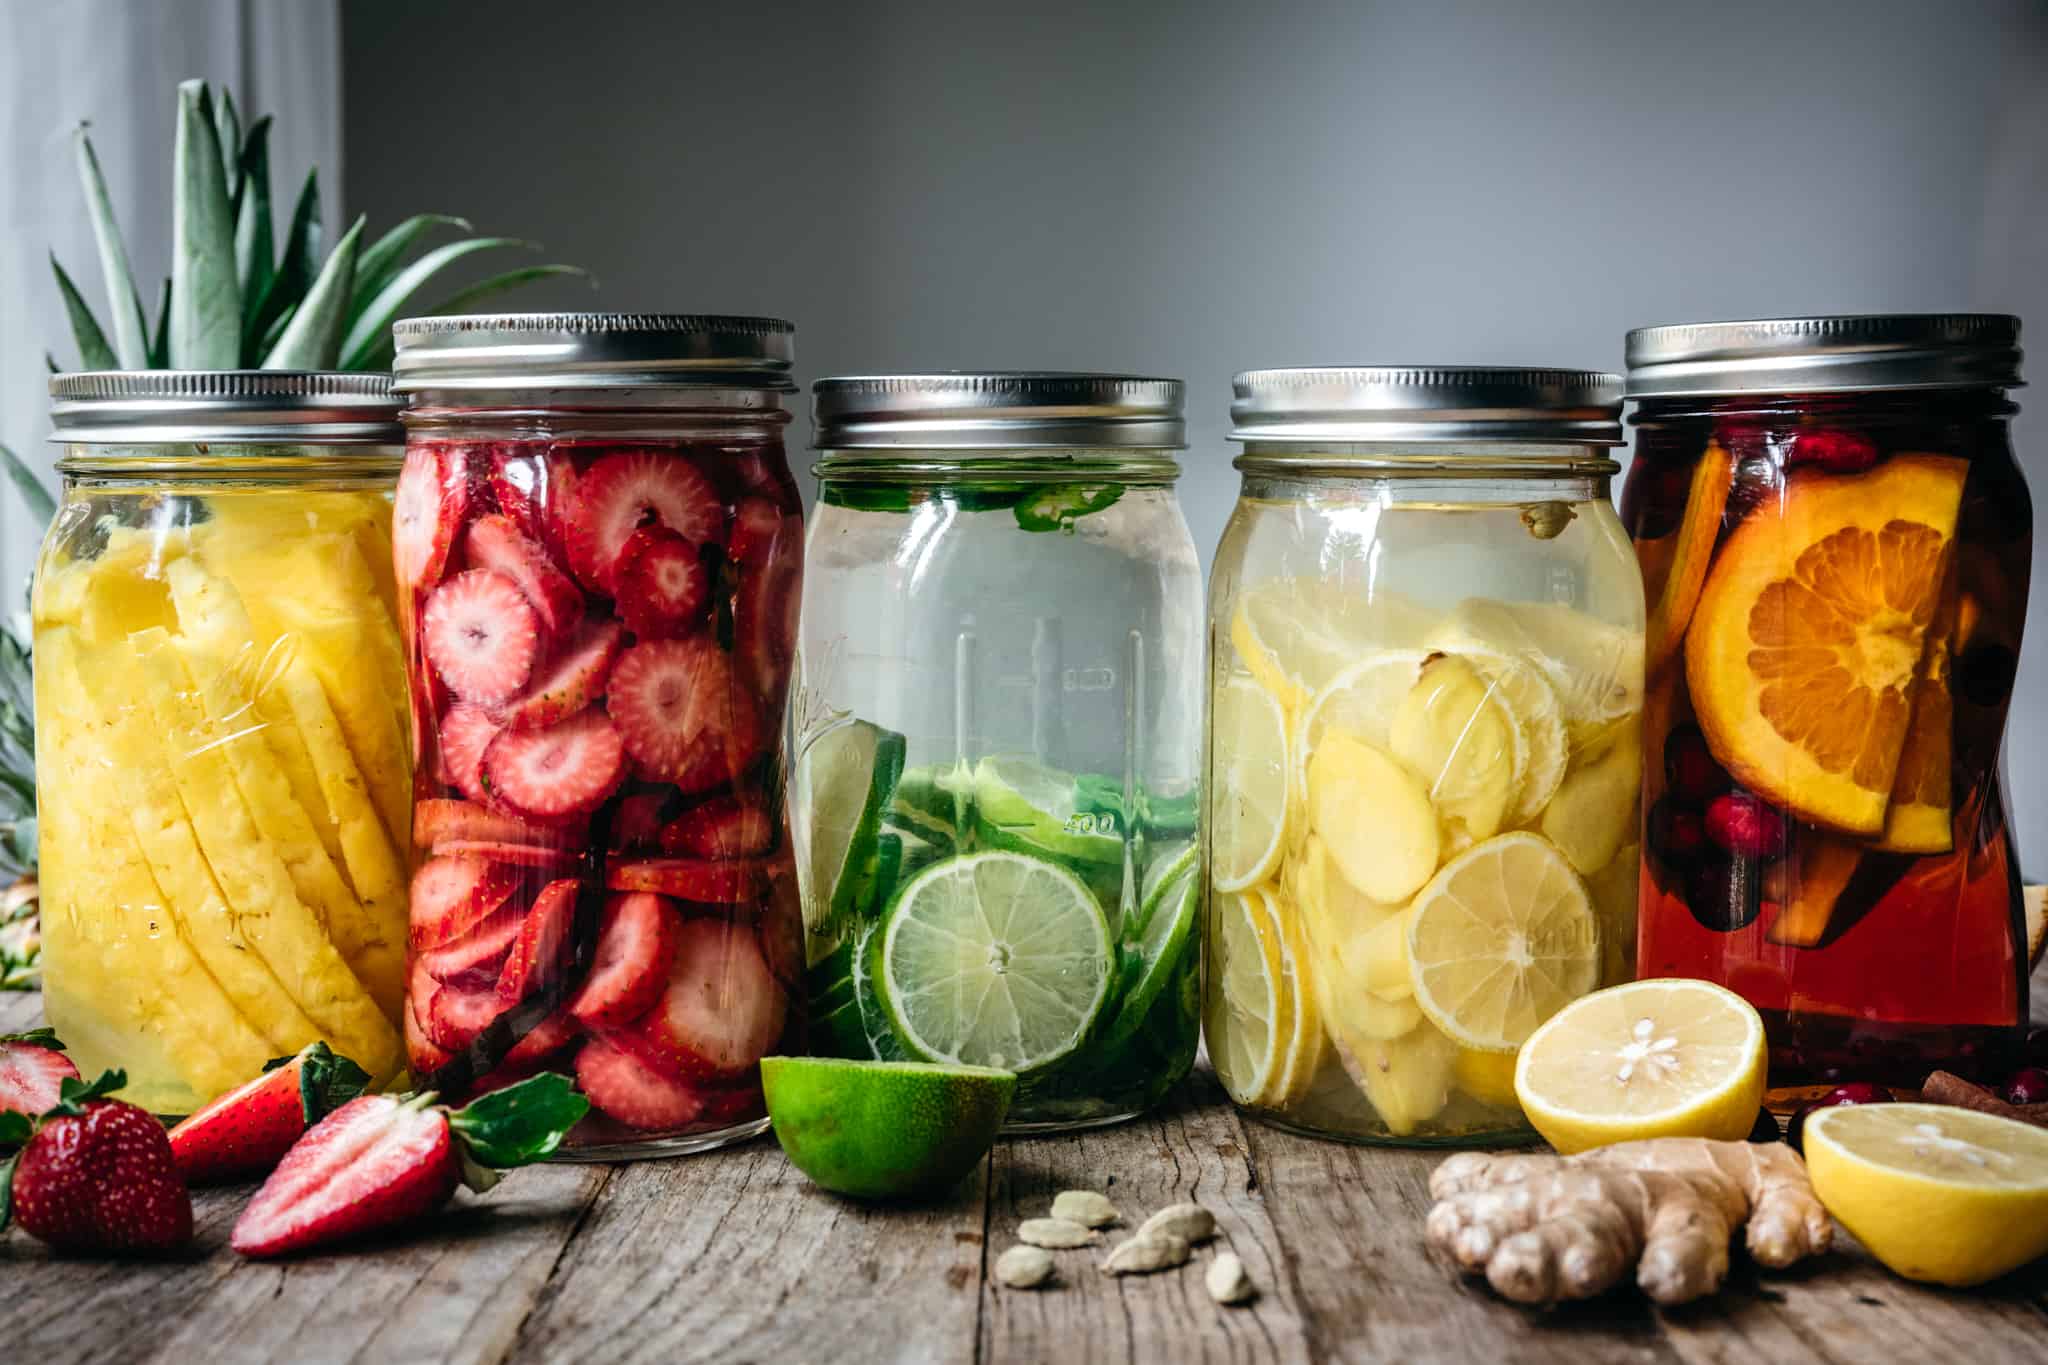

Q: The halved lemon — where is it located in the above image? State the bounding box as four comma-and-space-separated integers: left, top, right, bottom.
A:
1804, 1103, 2048, 1287
1210, 676, 1290, 892
1405, 832, 1600, 1054
1205, 886, 1285, 1106
1685, 454, 1968, 835
1513, 978, 1765, 1154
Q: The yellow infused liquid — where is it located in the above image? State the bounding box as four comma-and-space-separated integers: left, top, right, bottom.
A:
1206, 495, 1644, 1141
33, 490, 409, 1110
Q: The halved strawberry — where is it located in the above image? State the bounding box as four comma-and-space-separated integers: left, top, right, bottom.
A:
569, 893, 682, 1028
633, 917, 786, 1080
495, 880, 580, 1007
427, 980, 507, 1051
413, 798, 561, 850
480, 709, 627, 822
505, 1007, 583, 1068
436, 704, 502, 803
492, 618, 625, 731
563, 449, 725, 591
0, 1031, 80, 1119
404, 988, 454, 1074
423, 569, 539, 705
394, 443, 470, 596
465, 512, 584, 644
610, 791, 671, 852
574, 1036, 706, 1131
605, 637, 765, 791
606, 857, 770, 903
409, 855, 520, 950
418, 906, 524, 983
726, 496, 785, 566
614, 526, 709, 639
167, 1042, 371, 1185
659, 796, 775, 859
432, 840, 579, 870
732, 543, 801, 705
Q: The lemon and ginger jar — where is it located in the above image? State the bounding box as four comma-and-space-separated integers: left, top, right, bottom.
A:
1204, 367, 1645, 1143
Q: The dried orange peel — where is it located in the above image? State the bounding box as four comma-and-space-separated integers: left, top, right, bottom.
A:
1642, 443, 1734, 678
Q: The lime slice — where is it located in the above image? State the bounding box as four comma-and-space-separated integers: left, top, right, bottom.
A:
762, 1056, 1016, 1200
971, 755, 1122, 865
1100, 860, 1198, 1051
1013, 482, 1123, 532
887, 763, 962, 849
1075, 775, 1199, 838
792, 719, 906, 938
874, 850, 1113, 1074
1210, 677, 1290, 892
851, 920, 912, 1061
1135, 843, 1197, 935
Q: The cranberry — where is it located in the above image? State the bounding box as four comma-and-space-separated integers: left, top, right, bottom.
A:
1785, 428, 1879, 475
1785, 1083, 1891, 1153
1647, 796, 1708, 870
1686, 857, 1761, 933
1711, 415, 1778, 462
1747, 1108, 1782, 1143
2004, 1068, 2048, 1105
1663, 726, 1730, 803
1705, 792, 1788, 860
1723, 455, 1784, 525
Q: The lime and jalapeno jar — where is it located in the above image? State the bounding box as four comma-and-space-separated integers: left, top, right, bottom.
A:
32, 371, 414, 1115
391, 314, 804, 1157
794, 373, 1204, 1130
1206, 368, 1645, 1143
1623, 315, 2033, 1096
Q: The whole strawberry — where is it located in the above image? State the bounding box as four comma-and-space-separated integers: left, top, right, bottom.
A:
1, 1070, 193, 1253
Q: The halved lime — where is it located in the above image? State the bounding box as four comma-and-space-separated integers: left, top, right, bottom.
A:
763, 1056, 1016, 1199
874, 849, 1113, 1074
791, 718, 906, 938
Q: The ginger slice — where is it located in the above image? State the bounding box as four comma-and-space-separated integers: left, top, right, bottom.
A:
1643, 442, 1734, 678
1426, 1137, 1832, 1306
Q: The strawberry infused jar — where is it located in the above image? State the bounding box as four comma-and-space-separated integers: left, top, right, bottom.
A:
1622, 315, 2032, 1100
391, 313, 803, 1157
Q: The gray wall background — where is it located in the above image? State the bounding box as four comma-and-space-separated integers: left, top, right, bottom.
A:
343, 0, 2048, 869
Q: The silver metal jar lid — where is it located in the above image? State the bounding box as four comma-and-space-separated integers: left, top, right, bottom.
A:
391, 313, 796, 393
48, 370, 404, 445
1624, 314, 2023, 397
1230, 367, 1625, 446
811, 373, 1186, 450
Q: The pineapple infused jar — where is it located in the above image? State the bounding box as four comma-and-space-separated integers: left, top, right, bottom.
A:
32, 373, 410, 1115
1206, 367, 1644, 1143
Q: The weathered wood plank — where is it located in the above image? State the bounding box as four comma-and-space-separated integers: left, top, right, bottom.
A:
506, 1133, 987, 1364
980, 1070, 1312, 1364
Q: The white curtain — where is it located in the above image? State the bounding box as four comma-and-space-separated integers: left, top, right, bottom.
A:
0, 0, 342, 594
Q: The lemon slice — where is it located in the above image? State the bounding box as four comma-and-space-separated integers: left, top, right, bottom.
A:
1231, 578, 1435, 712
1803, 1102, 2048, 1287
1457, 647, 1569, 825
1405, 832, 1599, 1054
1390, 655, 1524, 841
1205, 886, 1285, 1106
1512, 978, 1766, 1154
1210, 677, 1291, 892
1434, 598, 1645, 747
1263, 884, 1326, 1108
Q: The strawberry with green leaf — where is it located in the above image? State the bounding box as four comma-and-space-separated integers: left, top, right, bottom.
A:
0, 1028, 77, 1122
166, 1042, 372, 1184
1, 1069, 194, 1254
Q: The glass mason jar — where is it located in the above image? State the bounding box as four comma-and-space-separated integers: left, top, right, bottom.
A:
1208, 368, 1644, 1144
1623, 315, 2033, 1095
32, 371, 412, 1116
794, 373, 1204, 1130
391, 314, 804, 1157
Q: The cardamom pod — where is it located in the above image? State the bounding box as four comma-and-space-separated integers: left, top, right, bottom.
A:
1206, 1250, 1256, 1305
995, 1244, 1057, 1289
1137, 1202, 1216, 1244
1017, 1217, 1097, 1249
1051, 1189, 1120, 1229
1101, 1231, 1191, 1275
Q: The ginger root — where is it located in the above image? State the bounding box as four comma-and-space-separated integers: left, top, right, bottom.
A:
1425, 1138, 1832, 1306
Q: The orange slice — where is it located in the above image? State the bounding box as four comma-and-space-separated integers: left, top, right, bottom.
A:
1643, 443, 1734, 677
1876, 547, 1961, 854
1685, 454, 1968, 835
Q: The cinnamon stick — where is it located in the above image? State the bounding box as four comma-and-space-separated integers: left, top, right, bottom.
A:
1919, 1071, 2048, 1128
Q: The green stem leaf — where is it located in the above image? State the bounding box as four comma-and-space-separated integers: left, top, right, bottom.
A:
245, 168, 322, 364
337, 237, 533, 370
217, 89, 242, 208
234, 116, 275, 330
148, 278, 171, 368
350, 263, 590, 371
262, 215, 363, 370
0, 444, 55, 524
49, 255, 117, 370
170, 80, 242, 369
73, 130, 151, 368
446, 1072, 588, 1175
349, 214, 472, 327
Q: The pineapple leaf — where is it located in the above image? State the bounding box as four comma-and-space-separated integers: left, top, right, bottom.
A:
263, 215, 364, 369
247, 168, 322, 364
234, 116, 275, 325
349, 214, 473, 326
218, 89, 242, 208
73, 130, 151, 368
338, 237, 533, 371
49, 255, 117, 371
149, 277, 171, 367
0, 443, 55, 525
351, 264, 591, 371
43, 354, 59, 375
171, 80, 242, 369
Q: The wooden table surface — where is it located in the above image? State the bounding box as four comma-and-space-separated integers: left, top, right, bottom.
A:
7, 988, 2048, 1364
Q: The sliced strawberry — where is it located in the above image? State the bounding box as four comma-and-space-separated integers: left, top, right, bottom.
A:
418, 906, 523, 983
569, 893, 683, 1028
726, 496, 785, 566
465, 512, 584, 644
574, 1035, 706, 1131
757, 864, 804, 995
231, 1094, 456, 1257
413, 798, 561, 850
0, 1034, 80, 1119
563, 449, 725, 590
404, 987, 454, 1074
606, 857, 770, 903
410, 661, 449, 788
427, 979, 507, 1051
496, 880, 581, 1007
423, 569, 539, 705
721, 450, 801, 511
659, 796, 775, 859
610, 791, 671, 852
605, 637, 765, 792
696, 1081, 766, 1127
432, 840, 579, 870
394, 443, 470, 596
409, 854, 520, 950
505, 1007, 583, 1068
167, 1042, 372, 1185
488, 446, 560, 545
492, 618, 625, 731
436, 704, 502, 803
614, 526, 710, 639
733, 540, 801, 705
634, 917, 787, 1080
481, 709, 627, 821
